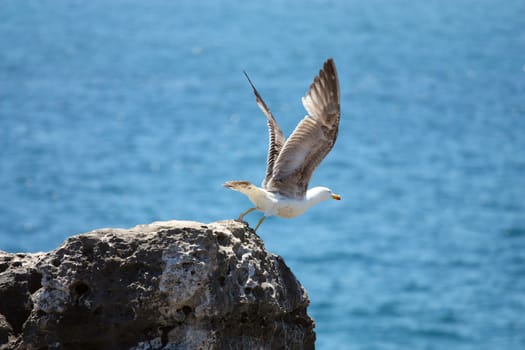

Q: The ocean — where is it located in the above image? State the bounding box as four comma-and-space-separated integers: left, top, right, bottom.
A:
1, 1, 524, 348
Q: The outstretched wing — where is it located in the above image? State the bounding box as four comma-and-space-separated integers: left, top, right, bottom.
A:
243, 71, 286, 188
264, 58, 340, 198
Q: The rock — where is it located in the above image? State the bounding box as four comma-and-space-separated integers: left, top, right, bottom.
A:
0, 251, 44, 349
0, 220, 315, 349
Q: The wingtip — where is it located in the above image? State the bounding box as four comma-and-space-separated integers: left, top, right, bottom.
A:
301, 57, 340, 120
243, 70, 257, 91
322, 57, 339, 101
323, 58, 337, 75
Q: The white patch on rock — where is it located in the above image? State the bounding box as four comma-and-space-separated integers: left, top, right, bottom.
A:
159, 243, 212, 313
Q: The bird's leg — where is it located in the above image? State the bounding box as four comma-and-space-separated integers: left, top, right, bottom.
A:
238, 207, 256, 222
254, 216, 267, 232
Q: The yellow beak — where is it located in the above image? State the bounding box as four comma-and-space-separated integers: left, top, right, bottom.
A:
332, 194, 341, 201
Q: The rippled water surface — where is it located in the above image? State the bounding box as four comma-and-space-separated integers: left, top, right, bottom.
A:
1, 1, 525, 348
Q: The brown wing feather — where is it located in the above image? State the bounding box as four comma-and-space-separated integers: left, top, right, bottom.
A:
265, 58, 340, 198
243, 71, 286, 187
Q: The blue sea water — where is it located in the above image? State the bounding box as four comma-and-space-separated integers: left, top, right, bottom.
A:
1, 0, 525, 348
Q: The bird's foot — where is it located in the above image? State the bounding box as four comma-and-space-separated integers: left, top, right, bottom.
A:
237, 207, 256, 223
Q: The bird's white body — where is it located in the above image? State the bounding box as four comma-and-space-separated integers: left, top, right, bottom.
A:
230, 183, 335, 218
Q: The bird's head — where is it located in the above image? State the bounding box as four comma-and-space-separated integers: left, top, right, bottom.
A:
308, 186, 341, 202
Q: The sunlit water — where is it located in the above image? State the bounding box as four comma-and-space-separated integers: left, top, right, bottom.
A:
1, 1, 525, 349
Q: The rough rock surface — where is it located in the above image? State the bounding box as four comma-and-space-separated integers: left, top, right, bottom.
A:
0, 220, 315, 350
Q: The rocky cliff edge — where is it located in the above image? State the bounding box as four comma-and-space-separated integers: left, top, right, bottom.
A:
0, 220, 315, 350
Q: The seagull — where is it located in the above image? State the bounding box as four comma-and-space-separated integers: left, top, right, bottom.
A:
224, 58, 341, 231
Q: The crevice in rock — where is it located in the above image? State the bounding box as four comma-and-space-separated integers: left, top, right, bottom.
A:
71, 281, 90, 297
29, 271, 42, 294
218, 276, 226, 286
160, 325, 174, 346
181, 305, 192, 316
216, 233, 229, 246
